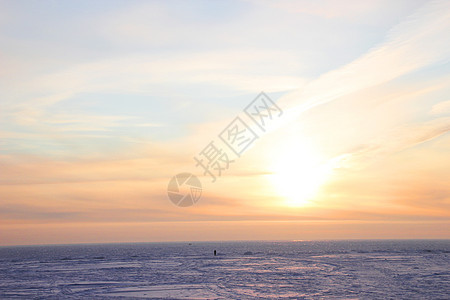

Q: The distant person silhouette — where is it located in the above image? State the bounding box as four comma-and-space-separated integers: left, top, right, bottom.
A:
214, 250, 217, 256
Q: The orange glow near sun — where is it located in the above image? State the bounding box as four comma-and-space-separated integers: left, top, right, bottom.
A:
269, 137, 335, 207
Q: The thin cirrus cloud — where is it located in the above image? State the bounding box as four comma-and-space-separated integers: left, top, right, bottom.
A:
237, 0, 450, 221
430, 100, 450, 115
273, 0, 450, 165
279, 0, 450, 117
0, 0, 449, 245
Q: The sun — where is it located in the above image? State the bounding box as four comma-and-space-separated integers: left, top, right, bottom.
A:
269, 137, 333, 207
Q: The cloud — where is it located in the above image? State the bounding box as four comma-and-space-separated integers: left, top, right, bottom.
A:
278, 0, 450, 119
1, 1, 449, 243
261, 0, 450, 176
251, 0, 406, 19
430, 100, 450, 115
339, 117, 450, 169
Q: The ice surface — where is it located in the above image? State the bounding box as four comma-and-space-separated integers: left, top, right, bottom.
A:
0, 240, 448, 299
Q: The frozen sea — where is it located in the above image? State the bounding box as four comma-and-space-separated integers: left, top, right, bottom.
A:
0, 240, 449, 299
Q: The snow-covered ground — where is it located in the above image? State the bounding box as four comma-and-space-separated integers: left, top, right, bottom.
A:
0, 240, 448, 299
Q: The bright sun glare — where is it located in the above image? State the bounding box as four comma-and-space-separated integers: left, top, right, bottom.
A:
270, 138, 334, 207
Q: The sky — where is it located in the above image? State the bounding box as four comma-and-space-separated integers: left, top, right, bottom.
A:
0, 0, 449, 245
